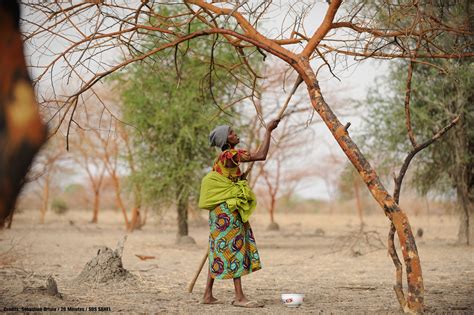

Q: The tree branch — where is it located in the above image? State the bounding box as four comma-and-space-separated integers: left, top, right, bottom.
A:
393, 115, 460, 203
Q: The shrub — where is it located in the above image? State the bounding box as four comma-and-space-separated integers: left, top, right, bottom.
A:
52, 198, 68, 215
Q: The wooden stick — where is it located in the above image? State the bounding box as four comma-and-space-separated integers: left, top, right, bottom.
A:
277, 75, 303, 119
244, 75, 303, 178
187, 245, 209, 293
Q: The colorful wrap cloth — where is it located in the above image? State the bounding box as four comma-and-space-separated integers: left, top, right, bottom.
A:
198, 171, 256, 223
207, 203, 262, 279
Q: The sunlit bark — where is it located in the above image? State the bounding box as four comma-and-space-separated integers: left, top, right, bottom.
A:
0, 0, 47, 227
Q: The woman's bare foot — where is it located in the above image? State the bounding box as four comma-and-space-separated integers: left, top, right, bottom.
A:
201, 295, 222, 304
233, 295, 249, 304
232, 299, 264, 308
233, 277, 247, 303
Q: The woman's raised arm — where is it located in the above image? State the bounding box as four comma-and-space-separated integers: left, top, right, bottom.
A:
243, 119, 280, 162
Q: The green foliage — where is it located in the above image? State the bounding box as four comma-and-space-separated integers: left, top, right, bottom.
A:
360, 59, 473, 196
64, 183, 85, 194
113, 7, 259, 207
52, 198, 68, 215
356, 1, 471, 55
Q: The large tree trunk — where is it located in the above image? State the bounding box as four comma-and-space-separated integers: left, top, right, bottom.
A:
176, 192, 189, 237
296, 58, 424, 313
0, 0, 47, 227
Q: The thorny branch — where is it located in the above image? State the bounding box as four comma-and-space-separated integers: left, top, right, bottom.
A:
393, 115, 461, 204
21, 1, 472, 141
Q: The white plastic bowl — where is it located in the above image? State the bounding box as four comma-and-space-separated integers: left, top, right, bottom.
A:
281, 293, 304, 308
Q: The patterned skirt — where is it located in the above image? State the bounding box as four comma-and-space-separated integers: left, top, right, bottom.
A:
208, 203, 262, 280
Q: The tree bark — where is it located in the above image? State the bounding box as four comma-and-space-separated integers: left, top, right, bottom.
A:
270, 200, 275, 224
454, 116, 473, 245
128, 177, 143, 231
456, 155, 473, 245
40, 177, 50, 224
295, 57, 424, 313
457, 199, 473, 245
6, 210, 14, 228
111, 172, 129, 230
0, 0, 47, 227
177, 192, 189, 237
129, 207, 143, 232
91, 190, 100, 224
122, 126, 143, 232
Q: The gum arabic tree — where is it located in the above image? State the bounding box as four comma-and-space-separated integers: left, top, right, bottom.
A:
21, 1, 473, 313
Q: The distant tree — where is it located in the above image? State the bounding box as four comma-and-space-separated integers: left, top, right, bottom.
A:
93, 126, 131, 231
361, 59, 473, 244
357, 0, 473, 246
73, 129, 107, 224
119, 125, 147, 231
337, 163, 366, 228
114, 15, 253, 241
29, 137, 68, 224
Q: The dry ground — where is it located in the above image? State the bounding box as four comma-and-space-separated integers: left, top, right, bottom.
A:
0, 208, 473, 314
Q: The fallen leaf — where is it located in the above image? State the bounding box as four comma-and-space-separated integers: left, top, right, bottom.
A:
135, 254, 156, 261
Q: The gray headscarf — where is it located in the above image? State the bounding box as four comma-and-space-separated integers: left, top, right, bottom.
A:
209, 125, 230, 149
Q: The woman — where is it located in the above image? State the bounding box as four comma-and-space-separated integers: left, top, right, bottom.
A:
198, 119, 280, 308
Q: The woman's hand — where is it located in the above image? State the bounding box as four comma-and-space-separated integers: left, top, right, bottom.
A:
247, 118, 281, 162
266, 119, 280, 132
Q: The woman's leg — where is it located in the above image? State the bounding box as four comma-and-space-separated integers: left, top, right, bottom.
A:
202, 269, 217, 303
233, 277, 249, 303
233, 277, 264, 307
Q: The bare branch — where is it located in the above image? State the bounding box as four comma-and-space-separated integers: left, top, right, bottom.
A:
393, 115, 461, 204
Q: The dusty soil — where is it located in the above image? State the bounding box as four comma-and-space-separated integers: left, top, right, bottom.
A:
0, 209, 472, 314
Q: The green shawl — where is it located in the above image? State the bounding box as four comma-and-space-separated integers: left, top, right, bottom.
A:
198, 171, 257, 222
